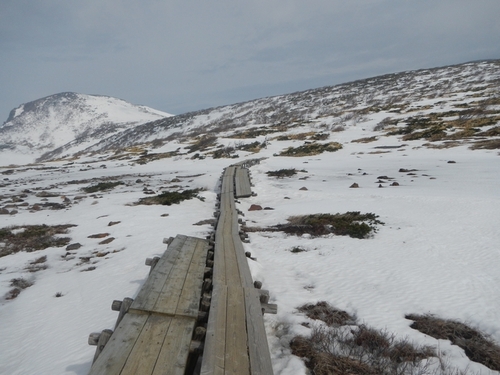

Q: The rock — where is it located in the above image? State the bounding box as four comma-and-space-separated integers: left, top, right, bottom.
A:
284, 197, 291, 199
263, 207, 275, 210
88, 233, 110, 239
136, 179, 143, 183
31, 204, 42, 211
66, 243, 82, 251
161, 213, 169, 217
378, 184, 383, 188
0, 208, 9, 215
447, 160, 456, 164
99, 237, 115, 245
9, 210, 18, 215
350, 183, 359, 188
391, 182, 400, 186
248, 204, 263, 211
377, 175, 390, 180
35, 191, 60, 198
299, 187, 308, 191
108, 221, 121, 226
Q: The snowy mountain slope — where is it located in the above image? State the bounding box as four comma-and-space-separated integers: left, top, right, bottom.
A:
75, 59, 500, 157
0, 92, 171, 163
0, 60, 500, 375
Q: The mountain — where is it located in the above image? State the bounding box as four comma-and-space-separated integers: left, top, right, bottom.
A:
1, 60, 500, 375
3, 60, 499, 166
0, 92, 171, 163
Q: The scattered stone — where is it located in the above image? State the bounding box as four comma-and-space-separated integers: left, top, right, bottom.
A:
264, 207, 275, 210
299, 187, 308, 191
66, 243, 82, 251
161, 213, 169, 217
284, 197, 291, 199
248, 204, 263, 211
108, 221, 121, 227
88, 233, 110, 239
399, 168, 418, 173
377, 175, 390, 180
31, 204, 42, 211
349, 183, 359, 188
99, 237, 115, 245
193, 219, 216, 226
391, 182, 400, 186
35, 191, 60, 198
447, 160, 456, 164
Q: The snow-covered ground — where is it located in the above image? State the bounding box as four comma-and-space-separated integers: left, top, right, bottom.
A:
0, 120, 499, 374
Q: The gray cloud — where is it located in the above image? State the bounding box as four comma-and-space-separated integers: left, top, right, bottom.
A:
1, 0, 499, 120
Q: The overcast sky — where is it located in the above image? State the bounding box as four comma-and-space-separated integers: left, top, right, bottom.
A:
1, 0, 499, 120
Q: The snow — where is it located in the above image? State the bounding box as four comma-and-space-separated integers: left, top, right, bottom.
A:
0, 124, 499, 375
1, 60, 500, 374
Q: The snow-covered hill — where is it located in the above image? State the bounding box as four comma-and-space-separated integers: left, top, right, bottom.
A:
0, 60, 500, 375
0, 92, 171, 164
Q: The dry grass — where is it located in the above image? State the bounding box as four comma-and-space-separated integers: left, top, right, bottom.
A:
406, 314, 500, 372
278, 142, 342, 157
298, 301, 356, 326
0, 225, 75, 257
291, 302, 437, 375
469, 138, 500, 150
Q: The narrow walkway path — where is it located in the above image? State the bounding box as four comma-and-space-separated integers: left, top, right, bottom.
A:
87, 163, 275, 375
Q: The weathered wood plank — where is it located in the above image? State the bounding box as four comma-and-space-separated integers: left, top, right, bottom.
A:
225, 286, 250, 375
175, 238, 209, 317
234, 167, 252, 198
152, 237, 198, 316
88, 313, 149, 375
119, 314, 174, 375
152, 316, 197, 375
244, 288, 274, 375
129, 235, 187, 314
200, 285, 228, 375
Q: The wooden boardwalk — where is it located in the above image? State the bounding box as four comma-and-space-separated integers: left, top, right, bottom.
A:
201, 165, 275, 375
88, 163, 275, 375
88, 235, 209, 375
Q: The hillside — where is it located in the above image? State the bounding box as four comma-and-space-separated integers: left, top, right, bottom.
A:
0, 60, 499, 375
0, 92, 171, 164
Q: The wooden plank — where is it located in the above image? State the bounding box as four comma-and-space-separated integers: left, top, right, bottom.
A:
175, 238, 209, 317
119, 314, 174, 375
200, 285, 228, 375
225, 286, 250, 375
152, 237, 198, 316
130, 235, 187, 313
88, 313, 149, 375
152, 316, 197, 375
244, 288, 274, 375
235, 167, 252, 198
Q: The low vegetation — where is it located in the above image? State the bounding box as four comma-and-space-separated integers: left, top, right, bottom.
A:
291, 301, 438, 375
137, 189, 202, 206
266, 168, 301, 178
137, 151, 178, 164
6, 277, 34, 300
280, 212, 383, 239
278, 142, 343, 157
82, 181, 124, 193
243, 212, 383, 239
406, 314, 500, 372
0, 224, 75, 257
186, 135, 217, 153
